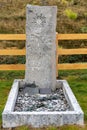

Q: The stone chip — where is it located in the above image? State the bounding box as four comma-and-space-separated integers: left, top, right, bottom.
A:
39, 88, 52, 94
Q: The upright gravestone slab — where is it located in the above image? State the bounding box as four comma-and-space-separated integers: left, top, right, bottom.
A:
25, 5, 57, 90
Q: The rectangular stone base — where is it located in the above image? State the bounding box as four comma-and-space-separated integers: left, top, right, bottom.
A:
2, 80, 84, 128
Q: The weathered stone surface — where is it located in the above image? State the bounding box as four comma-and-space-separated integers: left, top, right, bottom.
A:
25, 5, 57, 90
39, 88, 52, 94
23, 87, 39, 95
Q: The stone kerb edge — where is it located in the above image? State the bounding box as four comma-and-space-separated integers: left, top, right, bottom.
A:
2, 79, 84, 128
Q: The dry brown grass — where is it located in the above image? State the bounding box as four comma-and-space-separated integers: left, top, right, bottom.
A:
0, 0, 86, 34
0, 0, 87, 54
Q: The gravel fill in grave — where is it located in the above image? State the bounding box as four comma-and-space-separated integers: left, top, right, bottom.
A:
14, 86, 71, 112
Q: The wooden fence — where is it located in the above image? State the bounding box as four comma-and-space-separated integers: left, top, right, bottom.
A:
0, 33, 87, 77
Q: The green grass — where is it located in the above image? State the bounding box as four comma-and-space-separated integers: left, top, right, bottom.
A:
0, 81, 12, 125
0, 71, 24, 128
0, 70, 87, 130
59, 70, 87, 123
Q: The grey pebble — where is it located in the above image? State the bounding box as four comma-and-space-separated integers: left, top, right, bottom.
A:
14, 87, 71, 112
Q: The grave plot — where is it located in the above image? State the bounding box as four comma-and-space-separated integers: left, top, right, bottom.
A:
2, 5, 84, 128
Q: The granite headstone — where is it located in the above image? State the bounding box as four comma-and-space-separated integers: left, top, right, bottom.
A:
25, 5, 57, 90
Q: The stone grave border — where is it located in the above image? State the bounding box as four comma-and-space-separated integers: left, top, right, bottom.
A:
2, 79, 84, 128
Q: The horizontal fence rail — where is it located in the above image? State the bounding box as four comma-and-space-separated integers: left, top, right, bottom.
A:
0, 33, 87, 40
0, 33, 87, 74
0, 63, 87, 71
57, 34, 87, 40
1, 48, 87, 56
59, 48, 87, 55
0, 34, 26, 40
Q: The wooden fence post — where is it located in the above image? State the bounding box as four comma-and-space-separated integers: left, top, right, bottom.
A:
56, 33, 58, 78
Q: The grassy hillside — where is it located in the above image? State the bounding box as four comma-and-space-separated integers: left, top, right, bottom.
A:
0, 0, 87, 34
0, 0, 87, 64
0, 1, 87, 129
0, 0, 87, 49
